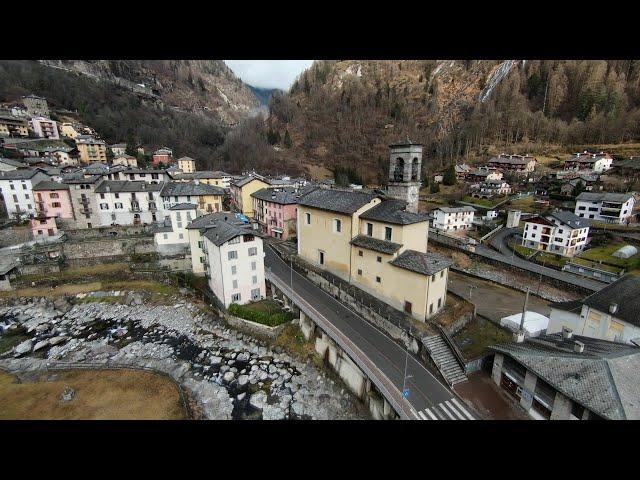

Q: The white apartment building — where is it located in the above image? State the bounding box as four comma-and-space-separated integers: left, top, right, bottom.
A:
472, 180, 511, 198
0, 169, 51, 217
119, 168, 170, 184
154, 203, 196, 255
200, 217, 266, 307
94, 180, 164, 226
185, 212, 241, 276
169, 171, 233, 189
522, 211, 590, 257
547, 275, 640, 345
565, 151, 613, 173
29, 117, 59, 139
432, 206, 475, 232
574, 192, 636, 224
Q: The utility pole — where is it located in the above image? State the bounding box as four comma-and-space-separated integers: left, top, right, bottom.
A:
519, 287, 530, 335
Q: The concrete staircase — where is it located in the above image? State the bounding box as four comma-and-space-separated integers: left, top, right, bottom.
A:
424, 334, 467, 387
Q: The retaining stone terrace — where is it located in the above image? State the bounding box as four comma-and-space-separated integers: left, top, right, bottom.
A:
0, 294, 369, 420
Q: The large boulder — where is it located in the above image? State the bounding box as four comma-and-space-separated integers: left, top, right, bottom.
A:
249, 391, 267, 410
14, 339, 33, 355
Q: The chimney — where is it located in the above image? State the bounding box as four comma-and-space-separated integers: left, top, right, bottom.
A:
609, 303, 618, 315
562, 326, 573, 340
574, 340, 585, 353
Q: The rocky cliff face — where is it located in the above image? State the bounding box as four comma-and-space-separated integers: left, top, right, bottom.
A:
38, 60, 260, 124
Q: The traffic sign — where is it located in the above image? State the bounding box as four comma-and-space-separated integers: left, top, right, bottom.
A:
402, 389, 410, 398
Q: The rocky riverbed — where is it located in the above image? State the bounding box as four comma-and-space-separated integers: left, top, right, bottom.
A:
0, 293, 369, 420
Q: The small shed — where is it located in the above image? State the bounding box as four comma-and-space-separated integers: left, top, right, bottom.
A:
612, 245, 638, 259
0, 258, 19, 291
500, 311, 550, 337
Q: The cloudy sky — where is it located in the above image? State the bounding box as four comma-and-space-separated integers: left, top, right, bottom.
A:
224, 60, 314, 91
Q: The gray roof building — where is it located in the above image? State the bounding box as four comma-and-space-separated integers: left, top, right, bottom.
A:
186, 211, 247, 231
33, 180, 69, 191
203, 219, 261, 247
0, 158, 27, 169
160, 181, 225, 197
298, 188, 378, 215
94, 180, 163, 193
0, 169, 47, 180
350, 235, 403, 255
576, 192, 634, 203
390, 250, 453, 276
251, 187, 308, 205
168, 203, 197, 211
490, 333, 640, 420
581, 274, 640, 327
170, 170, 231, 180
360, 199, 429, 225
549, 210, 590, 229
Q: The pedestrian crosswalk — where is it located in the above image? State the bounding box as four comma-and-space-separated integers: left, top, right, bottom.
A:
416, 398, 475, 420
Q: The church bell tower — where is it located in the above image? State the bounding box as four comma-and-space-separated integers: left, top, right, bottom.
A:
387, 141, 423, 213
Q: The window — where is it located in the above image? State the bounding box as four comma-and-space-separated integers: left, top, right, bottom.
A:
366, 223, 373, 236
251, 261, 256, 271
200, 256, 204, 264
431, 274, 436, 282
357, 269, 362, 275
178, 233, 183, 240
376, 276, 381, 283
114, 193, 119, 199
100, 193, 105, 199
231, 265, 237, 275
305, 212, 311, 225
52, 202, 61, 208
440, 271, 444, 278
198, 241, 203, 249
115, 203, 123, 209
429, 303, 434, 314
248, 247, 257, 256
377, 256, 382, 263
251, 288, 261, 301
333, 218, 342, 233
385, 226, 392, 241
231, 293, 241, 302
404, 301, 412, 314
244, 234, 254, 242
232, 280, 238, 289
163, 233, 168, 240
319, 250, 324, 265
228, 251, 238, 260
100, 203, 108, 210
437, 298, 442, 308
358, 250, 363, 257
252, 275, 257, 284
229, 237, 240, 245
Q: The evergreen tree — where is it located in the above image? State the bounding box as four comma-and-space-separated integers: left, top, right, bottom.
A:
572, 180, 586, 197
430, 182, 440, 194
284, 129, 292, 148
443, 164, 457, 186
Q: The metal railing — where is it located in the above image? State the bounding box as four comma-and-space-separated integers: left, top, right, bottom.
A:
266, 270, 418, 420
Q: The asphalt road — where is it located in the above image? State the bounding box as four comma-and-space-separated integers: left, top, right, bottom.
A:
473, 227, 606, 291
264, 246, 464, 416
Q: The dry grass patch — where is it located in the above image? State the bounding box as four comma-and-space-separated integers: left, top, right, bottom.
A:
0, 369, 186, 420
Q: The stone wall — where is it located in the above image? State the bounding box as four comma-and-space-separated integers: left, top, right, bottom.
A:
62, 237, 156, 260
65, 224, 153, 241
19, 263, 61, 276
222, 313, 287, 341
0, 225, 32, 248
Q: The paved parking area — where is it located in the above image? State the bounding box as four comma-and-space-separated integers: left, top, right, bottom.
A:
455, 371, 529, 420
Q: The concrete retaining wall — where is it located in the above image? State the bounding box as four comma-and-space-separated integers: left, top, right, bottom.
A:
222, 313, 287, 341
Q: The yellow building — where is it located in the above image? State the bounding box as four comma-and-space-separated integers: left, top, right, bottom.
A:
230, 175, 270, 218
160, 181, 225, 215
177, 156, 196, 173
112, 154, 138, 167
60, 123, 80, 139
76, 136, 107, 164
297, 188, 452, 322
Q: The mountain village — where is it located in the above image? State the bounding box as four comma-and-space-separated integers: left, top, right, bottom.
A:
1, 92, 640, 421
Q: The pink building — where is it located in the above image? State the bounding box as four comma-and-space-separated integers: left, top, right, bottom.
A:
251, 187, 302, 240
30, 180, 74, 238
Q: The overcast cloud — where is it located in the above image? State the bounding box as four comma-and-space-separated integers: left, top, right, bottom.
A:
224, 60, 314, 91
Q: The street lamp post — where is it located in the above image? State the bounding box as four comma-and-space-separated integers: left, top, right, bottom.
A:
402, 349, 413, 403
